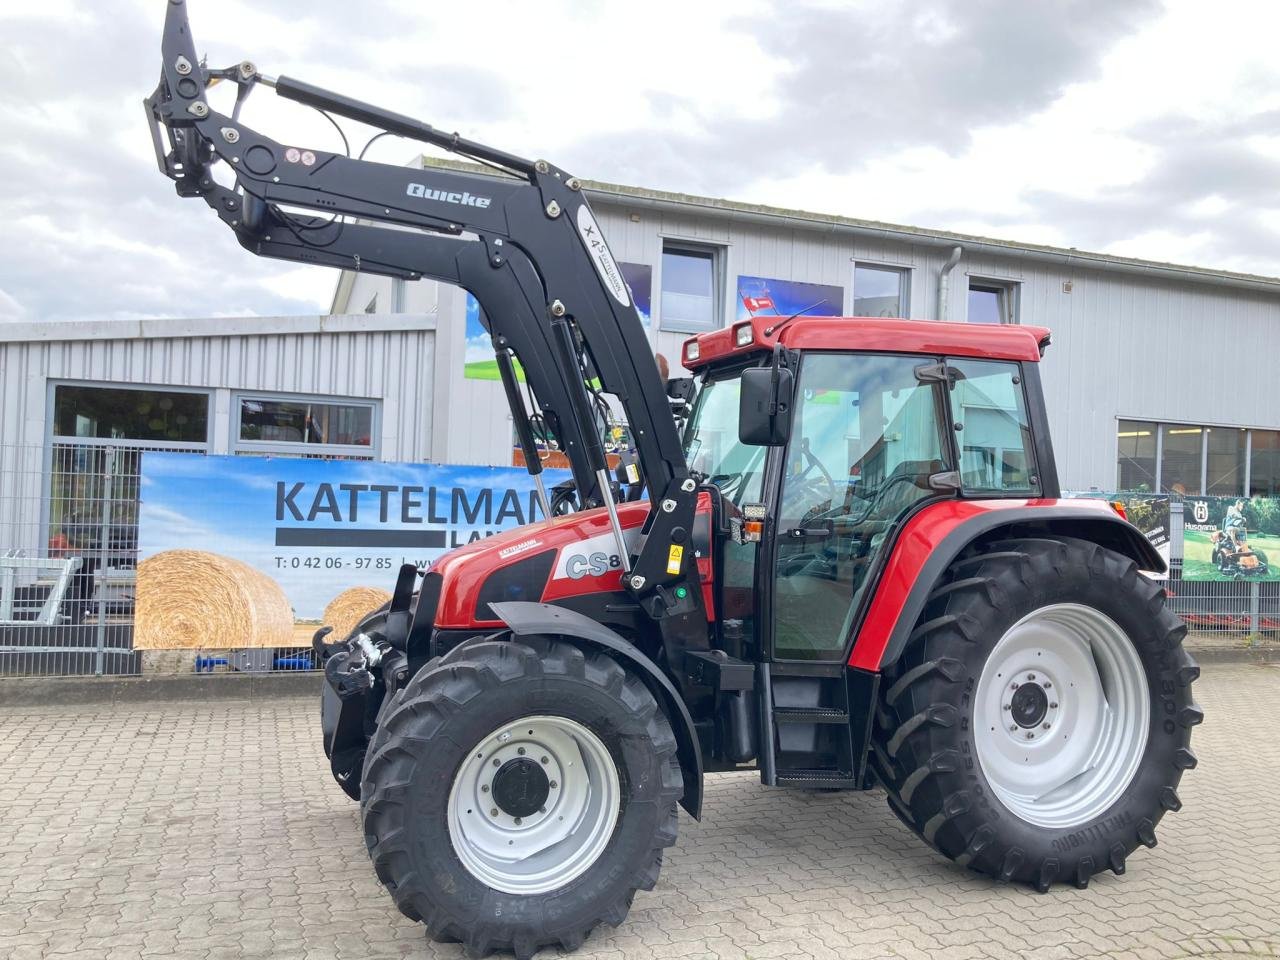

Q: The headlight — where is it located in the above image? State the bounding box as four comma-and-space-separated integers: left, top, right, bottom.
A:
734, 323, 754, 347
685, 340, 700, 362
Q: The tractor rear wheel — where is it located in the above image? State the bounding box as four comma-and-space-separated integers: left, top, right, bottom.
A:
360, 637, 682, 959
872, 537, 1201, 891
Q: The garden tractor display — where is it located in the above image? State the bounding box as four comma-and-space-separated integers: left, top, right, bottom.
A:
148, 6, 1202, 956
1210, 527, 1270, 578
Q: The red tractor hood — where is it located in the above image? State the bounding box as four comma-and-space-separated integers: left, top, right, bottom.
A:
429, 495, 716, 630
430, 500, 646, 629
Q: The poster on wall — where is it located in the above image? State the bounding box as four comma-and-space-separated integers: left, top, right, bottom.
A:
1065, 492, 1172, 576
619, 262, 652, 329
135, 452, 569, 649
464, 263, 652, 380
737, 275, 843, 322
1181, 495, 1279, 581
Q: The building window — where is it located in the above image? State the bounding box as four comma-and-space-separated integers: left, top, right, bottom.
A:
234, 393, 378, 456
1251, 430, 1280, 497
1115, 419, 1280, 496
1116, 420, 1157, 492
967, 278, 1019, 324
1206, 426, 1247, 495
660, 243, 722, 333
52, 384, 210, 444
853, 264, 909, 317
1160, 424, 1203, 496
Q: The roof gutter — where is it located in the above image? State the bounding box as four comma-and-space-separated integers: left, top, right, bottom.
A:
590, 189, 1280, 299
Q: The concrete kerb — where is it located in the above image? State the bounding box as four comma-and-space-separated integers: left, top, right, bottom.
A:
0, 670, 323, 707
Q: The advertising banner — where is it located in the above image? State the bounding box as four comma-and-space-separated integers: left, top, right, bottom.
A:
136, 452, 568, 648
736, 275, 843, 322
1180, 495, 1279, 581
464, 262, 652, 380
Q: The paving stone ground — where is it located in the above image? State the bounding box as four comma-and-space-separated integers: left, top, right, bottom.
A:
1, 663, 1278, 960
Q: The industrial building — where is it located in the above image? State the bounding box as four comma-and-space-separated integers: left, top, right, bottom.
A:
329, 159, 1280, 499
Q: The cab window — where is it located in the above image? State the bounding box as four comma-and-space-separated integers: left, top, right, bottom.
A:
773, 353, 949, 661
948, 359, 1037, 494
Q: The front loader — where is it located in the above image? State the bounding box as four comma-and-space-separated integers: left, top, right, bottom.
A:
147, 5, 1202, 957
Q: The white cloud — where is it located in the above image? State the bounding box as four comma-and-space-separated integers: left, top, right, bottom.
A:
3, 0, 1279, 326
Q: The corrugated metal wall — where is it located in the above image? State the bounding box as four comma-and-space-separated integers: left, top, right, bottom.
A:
404, 196, 1280, 490
0, 315, 438, 555
0, 315, 438, 458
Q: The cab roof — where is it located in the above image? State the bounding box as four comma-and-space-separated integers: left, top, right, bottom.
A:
681, 316, 1052, 371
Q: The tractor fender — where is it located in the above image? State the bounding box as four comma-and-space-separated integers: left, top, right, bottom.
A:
485, 600, 703, 820
849, 500, 1166, 673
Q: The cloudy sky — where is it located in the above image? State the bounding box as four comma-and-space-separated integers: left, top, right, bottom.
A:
3, 0, 1279, 323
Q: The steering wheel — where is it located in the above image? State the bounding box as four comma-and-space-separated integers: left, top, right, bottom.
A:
789, 437, 837, 507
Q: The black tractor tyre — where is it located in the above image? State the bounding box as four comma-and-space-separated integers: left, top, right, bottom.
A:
360, 637, 683, 959
871, 536, 1201, 892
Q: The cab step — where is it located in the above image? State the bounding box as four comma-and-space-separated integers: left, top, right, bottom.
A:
772, 707, 849, 724
775, 769, 859, 789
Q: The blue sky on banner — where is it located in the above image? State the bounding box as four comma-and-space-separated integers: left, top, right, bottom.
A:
138, 452, 569, 619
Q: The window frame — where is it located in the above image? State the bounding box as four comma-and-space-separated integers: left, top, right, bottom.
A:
46, 379, 215, 450
851, 262, 911, 318
1111, 418, 1280, 497
965, 276, 1021, 324
658, 240, 725, 334
231, 390, 382, 458
944, 357, 1040, 497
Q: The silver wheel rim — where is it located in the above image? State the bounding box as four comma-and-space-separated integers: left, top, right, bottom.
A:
974, 603, 1150, 829
447, 715, 621, 895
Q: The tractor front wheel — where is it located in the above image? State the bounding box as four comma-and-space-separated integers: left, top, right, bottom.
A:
872, 537, 1201, 891
359, 637, 682, 959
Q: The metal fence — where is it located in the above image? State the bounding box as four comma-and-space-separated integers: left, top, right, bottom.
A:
1, 440, 1276, 680
1, 440, 203, 677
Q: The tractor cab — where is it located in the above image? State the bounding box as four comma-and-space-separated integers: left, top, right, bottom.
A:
677, 316, 1061, 784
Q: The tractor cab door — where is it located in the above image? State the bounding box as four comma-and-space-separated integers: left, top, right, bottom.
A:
761, 352, 952, 787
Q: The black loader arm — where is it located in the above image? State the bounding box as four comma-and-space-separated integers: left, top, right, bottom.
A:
145, 1, 702, 625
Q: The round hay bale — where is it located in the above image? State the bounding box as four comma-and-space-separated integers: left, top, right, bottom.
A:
324, 586, 393, 640
135, 550, 294, 650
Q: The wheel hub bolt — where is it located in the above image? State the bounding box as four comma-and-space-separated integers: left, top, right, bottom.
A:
1025, 732, 1034, 740
517, 747, 526, 756
490, 808, 498, 817
514, 817, 523, 826
549, 780, 558, 789
1050, 702, 1059, 709
481, 785, 489, 793
1027, 673, 1036, 681
1003, 704, 1011, 711
1043, 681, 1052, 689
493, 759, 501, 767
1042, 723, 1051, 730
1010, 724, 1018, 732
541, 756, 549, 764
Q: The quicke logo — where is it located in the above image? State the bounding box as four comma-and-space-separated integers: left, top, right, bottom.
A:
406, 182, 492, 208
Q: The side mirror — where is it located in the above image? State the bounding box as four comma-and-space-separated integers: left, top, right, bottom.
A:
739, 365, 793, 446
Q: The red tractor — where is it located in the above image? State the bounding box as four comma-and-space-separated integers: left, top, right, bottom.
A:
149, 7, 1200, 957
